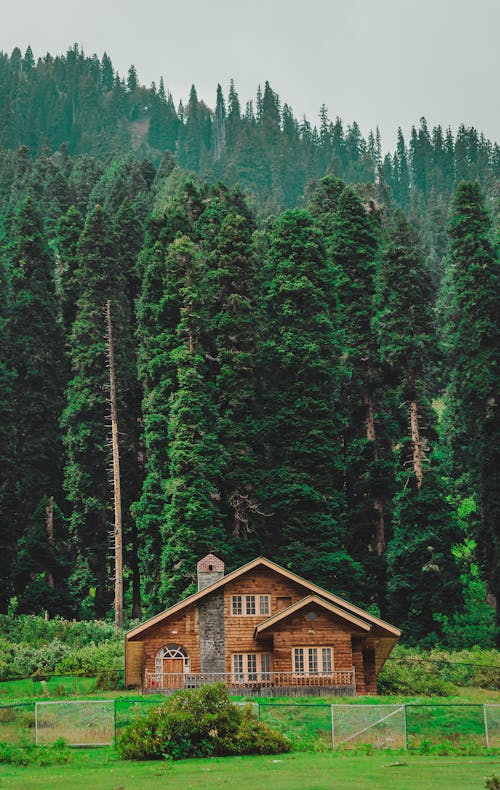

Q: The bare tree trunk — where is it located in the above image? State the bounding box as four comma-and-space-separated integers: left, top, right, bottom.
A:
45, 496, 55, 590
410, 399, 423, 490
363, 391, 385, 555
106, 301, 123, 631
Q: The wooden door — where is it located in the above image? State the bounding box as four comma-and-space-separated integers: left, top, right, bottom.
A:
163, 658, 184, 688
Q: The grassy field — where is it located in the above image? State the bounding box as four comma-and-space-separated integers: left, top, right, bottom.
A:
1, 748, 500, 789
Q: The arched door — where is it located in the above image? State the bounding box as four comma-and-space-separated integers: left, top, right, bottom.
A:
155, 645, 190, 689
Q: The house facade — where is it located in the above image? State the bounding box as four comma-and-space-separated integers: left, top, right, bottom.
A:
125, 555, 401, 696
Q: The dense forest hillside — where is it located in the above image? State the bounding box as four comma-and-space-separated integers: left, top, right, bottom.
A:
0, 45, 499, 646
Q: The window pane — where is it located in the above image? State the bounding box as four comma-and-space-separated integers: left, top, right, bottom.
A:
294, 648, 304, 674
246, 595, 256, 615
233, 655, 244, 678
259, 595, 269, 615
247, 654, 257, 680
308, 648, 318, 674
232, 596, 242, 615
322, 648, 332, 673
261, 654, 271, 679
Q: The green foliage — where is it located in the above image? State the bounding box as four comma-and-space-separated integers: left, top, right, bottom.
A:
377, 659, 456, 696
379, 645, 500, 692
0, 615, 123, 679
446, 181, 500, 634
0, 740, 71, 766
117, 683, 290, 760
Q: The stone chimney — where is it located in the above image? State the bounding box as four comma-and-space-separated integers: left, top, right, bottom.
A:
197, 554, 225, 591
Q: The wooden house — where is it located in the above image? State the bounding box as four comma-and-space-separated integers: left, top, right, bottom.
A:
125, 555, 400, 696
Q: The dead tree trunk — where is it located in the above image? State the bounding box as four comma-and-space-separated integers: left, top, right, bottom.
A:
106, 301, 123, 631
364, 391, 385, 555
410, 399, 423, 490
45, 496, 55, 590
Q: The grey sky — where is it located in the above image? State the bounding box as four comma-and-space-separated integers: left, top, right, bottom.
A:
2, 0, 499, 150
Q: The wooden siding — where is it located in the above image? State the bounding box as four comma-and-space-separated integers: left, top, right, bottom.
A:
126, 565, 394, 692
351, 637, 366, 695
125, 641, 144, 688
363, 647, 377, 694
223, 566, 316, 671
131, 603, 200, 676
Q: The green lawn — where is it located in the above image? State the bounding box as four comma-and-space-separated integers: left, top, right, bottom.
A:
1, 749, 500, 789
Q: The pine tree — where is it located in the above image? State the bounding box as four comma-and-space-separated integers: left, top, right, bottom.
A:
61, 204, 132, 617
134, 225, 179, 611
329, 187, 391, 598
259, 209, 359, 594
4, 195, 66, 612
161, 237, 225, 602
376, 211, 461, 636
208, 212, 262, 552
447, 181, 500, 635
0, 257, 14, 611
55, 205, 83, 336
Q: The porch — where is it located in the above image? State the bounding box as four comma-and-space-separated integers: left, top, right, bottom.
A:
143, 668, 356, 697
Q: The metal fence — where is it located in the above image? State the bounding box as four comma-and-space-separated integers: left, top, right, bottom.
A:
259, 702, 500, 750
2, 698, 500, 749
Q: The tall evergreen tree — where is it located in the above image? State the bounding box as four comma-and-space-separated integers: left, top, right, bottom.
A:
376, 211, 461, 637
61, 204, 133, 617
329, 188, 391, 598
446, 181, 500, 636
259, 209, 360, 594
161, 237, 225, 602
4, 196, 66, 612
207, 212, 262, 554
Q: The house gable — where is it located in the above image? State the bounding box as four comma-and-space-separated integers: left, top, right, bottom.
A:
125, 555, 401, 690
126, 556, 400, 641
254, 594, 372, 637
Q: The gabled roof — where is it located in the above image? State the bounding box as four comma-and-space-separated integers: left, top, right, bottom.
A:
126, 556, 401, 640
254, 594, 371, 637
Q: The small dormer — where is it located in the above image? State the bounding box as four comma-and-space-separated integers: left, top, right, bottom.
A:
197, 554, 225, 591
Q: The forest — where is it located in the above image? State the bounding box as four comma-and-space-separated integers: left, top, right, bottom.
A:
0, 44, 499, 647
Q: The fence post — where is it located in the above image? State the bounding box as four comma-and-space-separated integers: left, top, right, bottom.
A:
484, 704, 490, 748
331, 704, 335, 750
35, 702, 38, 745
114, 700, 117, 745
404, 704, 408, 750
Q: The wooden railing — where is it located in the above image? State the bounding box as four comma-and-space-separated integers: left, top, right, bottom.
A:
144, 669, 355, 691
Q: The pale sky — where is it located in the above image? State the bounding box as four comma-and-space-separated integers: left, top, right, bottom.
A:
2, 0, 499, 150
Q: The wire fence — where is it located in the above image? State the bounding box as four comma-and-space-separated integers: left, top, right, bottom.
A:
2, 698, 500, 749
258, 702, 500, 750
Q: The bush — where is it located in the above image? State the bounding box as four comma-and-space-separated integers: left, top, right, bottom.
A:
117, 683, 290, 760
96, 668, 121, 690
377, 658, 455, 696
54, 641, 123, 676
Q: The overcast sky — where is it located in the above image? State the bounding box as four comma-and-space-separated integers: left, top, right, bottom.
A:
2, 0, 499, 150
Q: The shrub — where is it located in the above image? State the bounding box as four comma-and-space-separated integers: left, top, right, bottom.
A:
96, 669, 121, 690
377, 658, 455, 696
54, 641, 123, 676
117, 683, 290, 760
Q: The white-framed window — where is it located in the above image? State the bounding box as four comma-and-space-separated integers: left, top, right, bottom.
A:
292, 647, 333, 675
232, 595, 242, 615
232, 653, 272, 682
231, 594, 270, 616
246, 595, 256, 615
259, 594, 270, 615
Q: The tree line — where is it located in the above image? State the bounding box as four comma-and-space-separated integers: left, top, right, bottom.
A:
0, 46, 499, 645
